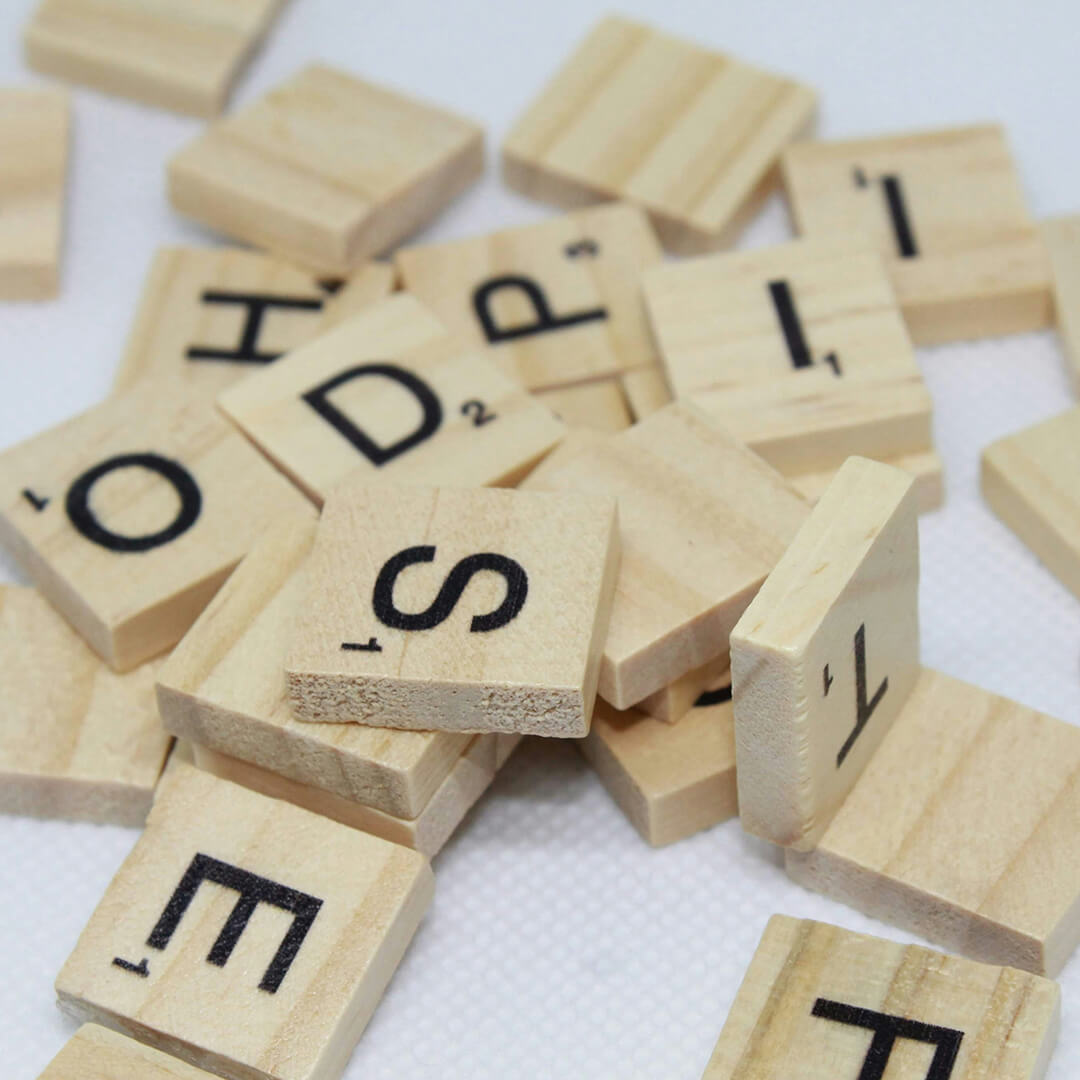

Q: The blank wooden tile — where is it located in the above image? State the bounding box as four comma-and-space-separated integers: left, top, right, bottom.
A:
525, 404, 809, 709
113, 246, 396, 395
0, 377, 309, 671
25, 0, 287, 117
37, 1024, 220, 1080
789, 447, 945, 515
503, 16, 816, 254
395, 203, 661, 391
538, 379, 633, 433
285, 484, 620, 737
57, 763, 433, 1080
982, 407, 1080, 602
1042, 216, 1080, 390
168, 64, 484, 273
645, 238, 934, 474
635, 652, 732, 725
581, 674, 736, 847
218, 294, 565, 506
782, 125, 1051, 344
157, 513, 472, 820
0, 585, 170, 825
193, 731, 517, 858
0, 87, 68, 299
701, 915, 1059, 1080
788, 668, 1080, 977
620, 365, 671, 420
732, 457, 920, 852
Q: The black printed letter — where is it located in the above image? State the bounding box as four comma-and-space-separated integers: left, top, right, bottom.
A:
472, 275, 606, 343
768, 280, 840, 375
187, 291, 325, 366
836, 623, 888, 767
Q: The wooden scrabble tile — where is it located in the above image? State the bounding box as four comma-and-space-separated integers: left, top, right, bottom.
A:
524, 404, 809, 709
700, 915, 1059, 1080
1042, 216, 1080, 390
731, 457, 919, 852
157, 513, 472, 820
218, 294, 566, 506
395, 203, 661, 391
789, 447, 945, 515
25, 0, 287, 117
644, 238, 934, 474
635, 652, 732, 724
787, 669, 1080, 977
112, 246, 396, 395
56, 764, 433, 1080
0, 87, 69, 299
620, 365, 671, 420
0, 585, 171, 825
168, 64, 484, 273
781, 125, 1051, 344
0, 377, 309, 671
581, 674, 736, 847
192, 732, 517, 858
982, 407, 1080, 602
285, 484, 620, 737
538, 379, 632, 433
37, 1024, 221, 1080
502, 16, 816, 254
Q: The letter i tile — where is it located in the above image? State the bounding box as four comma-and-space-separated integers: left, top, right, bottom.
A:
55, 764, 434, 1080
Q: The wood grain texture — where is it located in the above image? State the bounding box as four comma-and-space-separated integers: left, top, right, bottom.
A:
502, 16, 816, 254
0, 87, 68, 299
0, 585, 170, 825
524, 403, 809, 709
1043, 216, 1080, 390
644, 237, 934, 474
0, 377, 309, 671
37, 1024, 221, 1080
788, 668, 1080, 977
732, 457, 919, 852
982, 406, 1080, 602
218, 294, 565, 506
635, 652, 732, 725
537, 378, 633, 433
395, 202, 662, 391
581, 673, 735, 846
168, 64, 484, 273
789, 447, 945, 515
25, 0, 288, 117
781, 125, 1051, 344
112, 246, 395, 395
56, 763, 434, 1080
157, 513, 472, 820
701, 915, 1059, 1080
286, 484, 620, 737
193, 731, 518, 858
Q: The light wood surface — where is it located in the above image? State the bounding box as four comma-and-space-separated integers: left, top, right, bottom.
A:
286, 484, 620, 737
193, 732, 516, 858
157, 513, 472, 820
0, 585, 170, 825
701, 915, 1059, 1080
537, 379, 633, 433
168, 64, 484, 273
218, 294, 565, 506
1043, 215, 1080, 390
982, 406, 1080, 602
620, 365, 672, 420
789, 447, 945, 514
56, 763, 434, 1080
645, 237, 934, 474
25, 0, 287, 117
37, 1024, 222, 1080
395, 202, 661, 391
732, 457, 920, 852
0, 86, 68, 299
524, 404, 809, 709
0, 376, 309, 671
781, 125, 1051, 344
788, 667, 1080, 977
581, 673, 736, 847
113, 246, 395, 395
503, 16, 816, 254
635, 652, 732, 725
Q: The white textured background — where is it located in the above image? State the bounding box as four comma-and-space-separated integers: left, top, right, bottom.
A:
2, 1, 1079, 1077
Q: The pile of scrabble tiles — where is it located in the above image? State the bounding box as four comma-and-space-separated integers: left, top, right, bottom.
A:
3, 5, 1080, 1079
